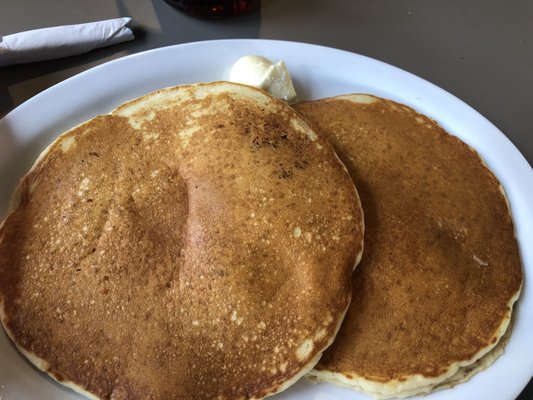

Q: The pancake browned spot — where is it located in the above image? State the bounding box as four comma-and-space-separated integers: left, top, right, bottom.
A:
295, 94, 523, 399
0, 82, 364, 400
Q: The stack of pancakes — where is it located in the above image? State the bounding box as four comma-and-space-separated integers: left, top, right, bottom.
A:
295, 95, 522, 398
0, 82, 522, 399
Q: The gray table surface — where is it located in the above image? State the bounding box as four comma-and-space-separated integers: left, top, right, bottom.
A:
1, 1, 531, 399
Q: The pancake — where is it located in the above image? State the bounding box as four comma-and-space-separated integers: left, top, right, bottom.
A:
0, 82, 364, 400
294, 95, 523, 398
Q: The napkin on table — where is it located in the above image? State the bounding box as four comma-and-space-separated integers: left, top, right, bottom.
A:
0, 17, 134, 67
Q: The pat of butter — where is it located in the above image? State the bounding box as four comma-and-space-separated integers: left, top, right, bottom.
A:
229, 55, 297, 103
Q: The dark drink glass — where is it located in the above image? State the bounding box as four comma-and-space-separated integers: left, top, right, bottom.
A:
164, 0, 258, 19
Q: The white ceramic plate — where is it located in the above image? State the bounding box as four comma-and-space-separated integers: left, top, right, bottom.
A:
0, 39, 532, 400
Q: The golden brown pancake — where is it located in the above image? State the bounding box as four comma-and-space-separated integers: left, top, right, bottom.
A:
0, 82, 364, 400
294, 94, 523, 398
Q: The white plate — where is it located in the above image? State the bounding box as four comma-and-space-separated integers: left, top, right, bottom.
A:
0, 39, 532, 400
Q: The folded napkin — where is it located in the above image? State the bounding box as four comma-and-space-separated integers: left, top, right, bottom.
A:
0, 17, 134, 67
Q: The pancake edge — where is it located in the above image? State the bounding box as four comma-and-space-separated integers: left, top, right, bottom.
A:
261, 202, 364, 397
0, 296, 99, 399
307, 287, 520, 399
0, 116, 117, 399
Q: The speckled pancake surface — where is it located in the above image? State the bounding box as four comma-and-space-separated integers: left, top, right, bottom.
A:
0, 82, 364, 400
295, 95, 522, 399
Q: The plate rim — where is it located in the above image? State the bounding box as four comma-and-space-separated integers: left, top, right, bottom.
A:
0, 39, 532, 400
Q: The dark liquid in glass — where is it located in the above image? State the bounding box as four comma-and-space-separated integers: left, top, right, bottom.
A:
164, 0, 257, 19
